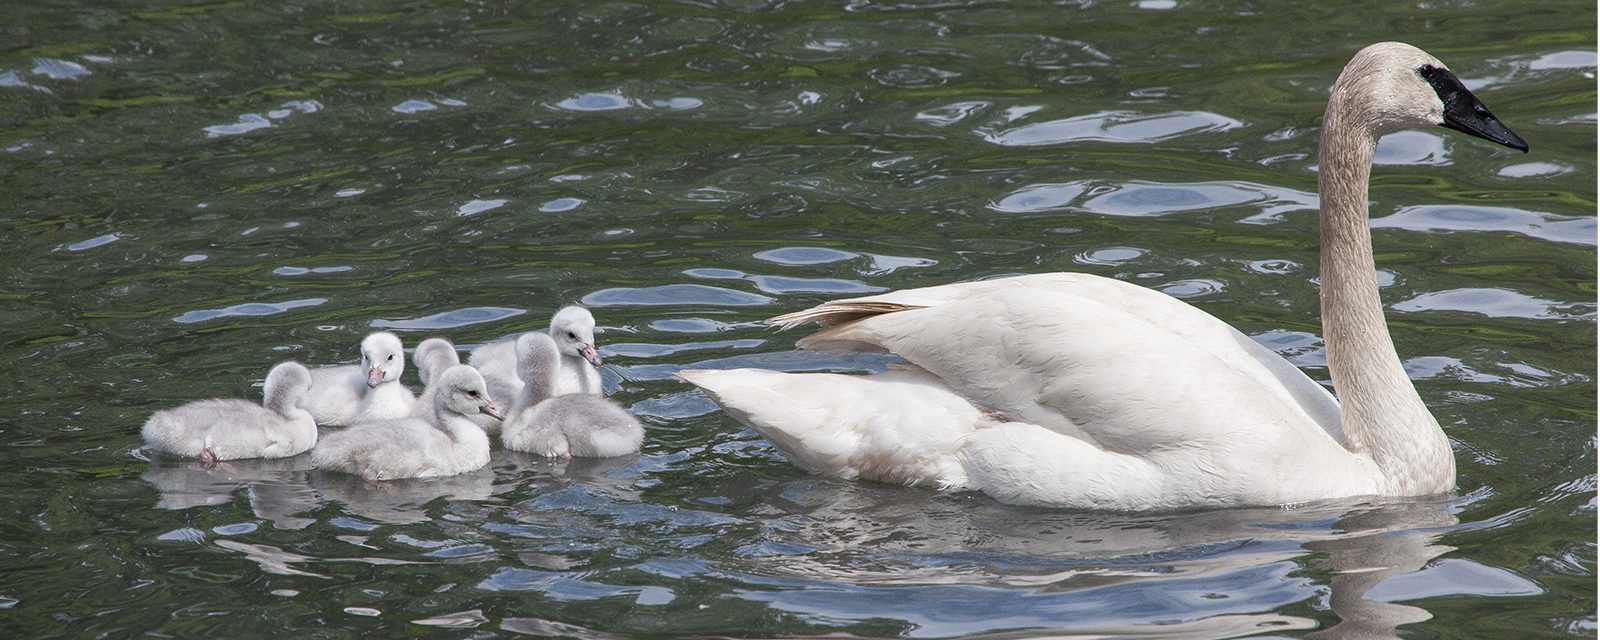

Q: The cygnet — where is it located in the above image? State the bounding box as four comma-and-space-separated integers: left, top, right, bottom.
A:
500, 332, 642, 460
469, 305, 605, 408
143, 361, 318, 468
300, 331, 416, 426
312, 365, 502, 481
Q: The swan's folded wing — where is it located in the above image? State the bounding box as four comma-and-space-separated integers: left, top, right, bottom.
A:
784, 273, 1343, 450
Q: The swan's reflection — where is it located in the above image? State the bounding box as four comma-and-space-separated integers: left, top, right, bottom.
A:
1304, 500, 1458, 640
727, 477, 1471, 639
140, 455, 319, 530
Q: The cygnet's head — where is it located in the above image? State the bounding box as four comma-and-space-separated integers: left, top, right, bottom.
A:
548, 305, 602, 367
360, 332, 407, 389
262, 361, 314, 409
1337, 42, 1526, 151
413, 338, 460, 387
435, 365, 503, 421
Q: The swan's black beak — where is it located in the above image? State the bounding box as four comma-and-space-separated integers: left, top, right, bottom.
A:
1420, 65, 1528, 152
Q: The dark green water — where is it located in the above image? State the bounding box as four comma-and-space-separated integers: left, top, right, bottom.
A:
2, 1, 1594, 638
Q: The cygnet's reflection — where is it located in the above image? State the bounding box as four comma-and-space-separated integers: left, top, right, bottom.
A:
311, 465, 497, 525
141, 455, 319, 530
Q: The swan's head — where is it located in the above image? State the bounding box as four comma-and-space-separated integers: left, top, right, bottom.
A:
412, 338, 459, 387
548, 305, 602, 367
1338, 42, 1527, 152
435, 365, 503, 421
514, 331, 562, 381
262, 361, 313, 407
359, 331, 407, 389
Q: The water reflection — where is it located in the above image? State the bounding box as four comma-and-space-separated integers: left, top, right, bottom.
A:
708, 478, 1516, 638
1370, 205, 1597, 246
312, 466, 497, 525
142, 456, 319, 530
980, 110, 1243, 146
1393, 287, 1595, 321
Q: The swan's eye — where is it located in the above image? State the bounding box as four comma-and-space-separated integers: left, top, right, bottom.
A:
467, 390, 479, 397
567, 331, 577, 339
386, 354, 394, 361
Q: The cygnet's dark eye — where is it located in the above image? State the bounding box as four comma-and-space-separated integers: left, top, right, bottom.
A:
467, 390, 479, 397
567, 331, 577, 339
386, 354, 394, 361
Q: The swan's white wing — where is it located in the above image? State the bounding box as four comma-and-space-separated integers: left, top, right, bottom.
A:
781, 273, 1344, 451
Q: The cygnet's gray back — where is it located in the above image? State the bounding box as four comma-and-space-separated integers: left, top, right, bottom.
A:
538, 395, 643, 458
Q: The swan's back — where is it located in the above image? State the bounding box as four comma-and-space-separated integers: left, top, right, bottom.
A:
788, 273, 1345, 450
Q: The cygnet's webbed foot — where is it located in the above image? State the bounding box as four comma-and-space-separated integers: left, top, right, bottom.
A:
556, 452, 573, 463
199, 448, 218, 469
360, 468, 381, 484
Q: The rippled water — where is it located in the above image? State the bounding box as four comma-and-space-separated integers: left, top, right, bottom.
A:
3, 2, 1594, 638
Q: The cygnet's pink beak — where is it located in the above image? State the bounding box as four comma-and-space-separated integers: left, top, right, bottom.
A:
578, 344, 602, 367
479, 402, 504, 421
367, 366, 385, 388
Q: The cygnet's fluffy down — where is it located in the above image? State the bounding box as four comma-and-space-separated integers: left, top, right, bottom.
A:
312, 365, 503, 481
469, 305, 605, 410
143, 361, 318, 467
500, 332, 642, 460
299, 332, 416, 426
416, 337, 503, 434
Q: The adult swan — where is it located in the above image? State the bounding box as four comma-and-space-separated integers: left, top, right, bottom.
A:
678, 42, 1528, 510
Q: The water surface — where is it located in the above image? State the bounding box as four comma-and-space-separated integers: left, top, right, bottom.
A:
1, 1, 1594, 638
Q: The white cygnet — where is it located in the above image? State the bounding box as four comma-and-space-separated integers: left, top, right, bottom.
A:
300, 331, 416, 426
312, 365, 502, 481
469, 305, 605, 410
546, 305, 605, 397
500, 332, 642, 460
143, 361, 318, 468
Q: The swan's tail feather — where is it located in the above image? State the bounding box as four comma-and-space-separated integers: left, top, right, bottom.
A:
676, 368, 973, 490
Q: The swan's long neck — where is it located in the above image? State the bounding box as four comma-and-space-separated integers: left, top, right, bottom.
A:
1318, 86, 1454, 494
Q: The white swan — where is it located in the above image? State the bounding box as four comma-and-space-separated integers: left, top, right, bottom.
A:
143, 361, 318, 467
299, 331, 416, 426
678, 42, 1529, 510
312, 365, 503, 481
501, 332, 643, 460
469, 305, 606, 407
